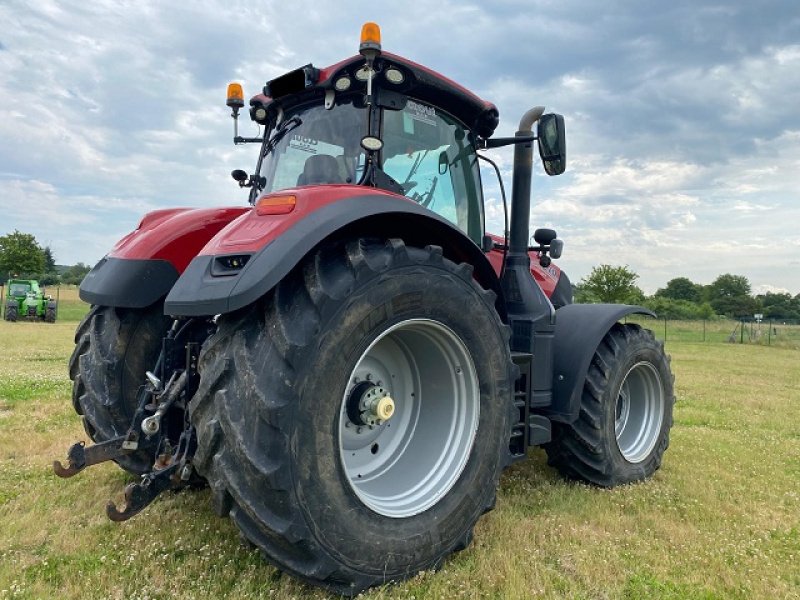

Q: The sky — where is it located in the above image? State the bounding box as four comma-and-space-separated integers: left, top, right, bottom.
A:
1, 0, 798, 295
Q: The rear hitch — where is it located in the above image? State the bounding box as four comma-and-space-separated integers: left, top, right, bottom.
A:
53, 434, 139, 478
56, 319, 205, 521
106, 424, 197, 521
106, 464, 181, 521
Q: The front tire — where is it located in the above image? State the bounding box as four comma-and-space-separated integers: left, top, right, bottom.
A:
5, 305, 17, 322
191, 239, 514, 594
69, 304, 171, 474
545, 323, 674, 486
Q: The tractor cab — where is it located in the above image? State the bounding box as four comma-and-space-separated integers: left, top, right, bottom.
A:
226, 24, 501, 245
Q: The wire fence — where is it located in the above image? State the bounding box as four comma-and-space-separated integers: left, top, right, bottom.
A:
625, 315, 800, 350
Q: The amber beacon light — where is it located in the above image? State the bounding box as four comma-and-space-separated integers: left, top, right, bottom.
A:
359, 22, 381, 56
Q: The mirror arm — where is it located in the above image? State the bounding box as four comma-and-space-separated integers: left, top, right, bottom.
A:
477, 135, 536, 149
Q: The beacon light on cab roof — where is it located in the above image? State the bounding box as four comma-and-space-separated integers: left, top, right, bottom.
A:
359, 22, 381, 55
226, 82, 244, 109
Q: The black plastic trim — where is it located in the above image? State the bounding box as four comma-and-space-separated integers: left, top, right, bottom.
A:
545, 304, 656, 423
79, 257, 179, 308
550, 270, 573, 308
165, 195, 502, 317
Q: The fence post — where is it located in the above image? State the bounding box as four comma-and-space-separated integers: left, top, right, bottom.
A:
740, 319, 745, 344
703, 319, 706, 342
664, 317, 667, 342
768, 319, 772, 345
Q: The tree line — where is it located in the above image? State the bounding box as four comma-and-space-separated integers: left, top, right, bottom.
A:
0, 230, 91, 286
575, 265, 800, 320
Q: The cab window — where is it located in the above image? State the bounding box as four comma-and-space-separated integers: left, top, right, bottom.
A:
381, 100, 484, 243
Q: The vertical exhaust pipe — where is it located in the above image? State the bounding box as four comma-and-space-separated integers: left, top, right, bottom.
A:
508, 107, 544, 254
501, 106, 555, 416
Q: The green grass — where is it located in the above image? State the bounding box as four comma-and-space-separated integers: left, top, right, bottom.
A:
0, 321, 798, 599
628, 315, 800, 349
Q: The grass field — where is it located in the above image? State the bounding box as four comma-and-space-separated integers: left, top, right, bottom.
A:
1, 306, 798, 599
629, 315, 800, 350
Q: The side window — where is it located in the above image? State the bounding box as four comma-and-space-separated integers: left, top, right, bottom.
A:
382, 101, 484, 243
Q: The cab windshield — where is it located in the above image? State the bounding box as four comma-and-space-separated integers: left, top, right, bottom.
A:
259, 101, 367, 193
255, 96, 484, 244
9, 283, 30, 297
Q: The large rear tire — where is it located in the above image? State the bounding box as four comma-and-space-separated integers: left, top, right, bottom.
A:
545, 323, 674, 486
69, 304, 171, 475
191, 239, 515, 594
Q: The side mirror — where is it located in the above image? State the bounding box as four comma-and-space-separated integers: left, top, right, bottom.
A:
533, 228, 557, 246
231, 169, 248, 183
537, 113, 566, 176
549, 239, 563, 259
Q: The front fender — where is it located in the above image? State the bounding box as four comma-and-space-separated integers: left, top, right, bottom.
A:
546, 304, 656, 423
164, 192, 502, 317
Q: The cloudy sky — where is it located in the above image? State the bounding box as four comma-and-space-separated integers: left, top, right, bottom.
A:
1, 0, 798, 294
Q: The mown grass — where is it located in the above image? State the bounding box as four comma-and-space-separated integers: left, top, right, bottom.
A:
0, 321, 798, 599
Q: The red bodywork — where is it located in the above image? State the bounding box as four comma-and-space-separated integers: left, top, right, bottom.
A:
485, 235, 562, 299
108, 207, 249, 273
200, 186, 382, 255
107, 187, 561, 301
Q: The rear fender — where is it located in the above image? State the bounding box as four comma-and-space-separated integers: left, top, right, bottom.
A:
164, 193, 504, 318
80, 207, 249, 308
545, 304, 656, 423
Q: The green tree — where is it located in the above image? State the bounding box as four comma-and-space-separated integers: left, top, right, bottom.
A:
577, 264, 644, 304
43, 246, 56, 272
655, 277, 702, 303
0, 230, 45, 280
644, 296, 715, 320
37, 246, 61, 285
61, 262, 92, 285
759, 292, 800, 319
707, 274, 757, 318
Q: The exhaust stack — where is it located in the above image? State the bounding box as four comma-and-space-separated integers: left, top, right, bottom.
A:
501, 106, 555, 415
508, 107, 544, 254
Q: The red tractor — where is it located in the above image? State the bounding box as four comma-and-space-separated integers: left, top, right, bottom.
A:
55, 24, 674, 594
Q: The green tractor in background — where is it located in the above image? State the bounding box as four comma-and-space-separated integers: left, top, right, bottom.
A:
3, 279, 57, 323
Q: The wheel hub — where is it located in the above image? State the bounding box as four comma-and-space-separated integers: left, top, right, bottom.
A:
346, 381, 395, 427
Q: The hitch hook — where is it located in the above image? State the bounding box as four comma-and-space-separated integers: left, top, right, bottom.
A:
53, 435, 138, 478
106, 464, 180, 522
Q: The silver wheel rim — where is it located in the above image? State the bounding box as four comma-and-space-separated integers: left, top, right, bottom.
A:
339, 319, 479, 518
614, 361, 665, 463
